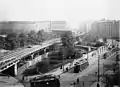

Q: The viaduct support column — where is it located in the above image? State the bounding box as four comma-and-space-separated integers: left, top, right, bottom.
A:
29, 54, 34, 66
44, 48, 46, 54
14, 63, 17, 76
88, 46, 91, 52
31, 54, 34, 59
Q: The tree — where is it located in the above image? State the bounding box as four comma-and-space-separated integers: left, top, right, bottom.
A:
60, 31, 76, 59
36, 30, 44, 42
18, 33, 27, 47
41, 30, 51, 40
0, 36, 6, 49
27, 30, 37, 44
22, 68, 39, 76
5, 33, 18, 50
35, 61, 49, 73
61, 31, 75, 46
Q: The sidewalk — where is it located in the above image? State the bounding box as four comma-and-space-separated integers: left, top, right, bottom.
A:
0, 76, 24, 87
46, 62, 71, 75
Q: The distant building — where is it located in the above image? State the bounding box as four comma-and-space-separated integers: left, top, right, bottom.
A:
52, 29, 72, 37
51, 21, 67, 30
89, 20, 120, 39
50, 21, 71, 37
79, 22, 92, 34
0, 21, 69, 34
0, 21, 51, 33
79, 23, 87, 33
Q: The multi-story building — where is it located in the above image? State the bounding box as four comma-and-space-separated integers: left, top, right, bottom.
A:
51, 21, 67, 30
78, 21, 92, 34
0, 21, 52, 33
0, 21, 68, 34
89, 20, 120, 39
51, 21, 71, 37
79, 23, 87, 33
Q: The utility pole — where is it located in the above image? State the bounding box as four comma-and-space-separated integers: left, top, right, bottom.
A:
62, 46, 64, 71
103, 63, 104, 76
116, 46, 120, 87
97, 54, 100, 87
97, 23, 100, 87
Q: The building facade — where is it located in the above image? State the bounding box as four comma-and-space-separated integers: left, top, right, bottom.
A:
51, 21, 67, 30
89, 20, 120, 40
0, 21, 68, 34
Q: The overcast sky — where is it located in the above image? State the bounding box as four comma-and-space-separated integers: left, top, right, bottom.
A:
0, 0, 119, 28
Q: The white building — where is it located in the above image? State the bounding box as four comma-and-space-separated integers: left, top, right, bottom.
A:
106, 39, 118, 48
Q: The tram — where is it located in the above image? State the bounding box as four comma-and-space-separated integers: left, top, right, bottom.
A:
30, 74, 60, 87
74, 58, 89, 73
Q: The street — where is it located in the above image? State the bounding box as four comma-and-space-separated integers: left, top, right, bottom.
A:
20, 48, 118, 87
60, 50, 117, 87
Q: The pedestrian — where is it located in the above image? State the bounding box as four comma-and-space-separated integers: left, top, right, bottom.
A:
95, 72, 97, 76
77, 78, 79, 84
66, 67, 68, 72
113, 67, 115, 73
58, 75, 60, 79
82, 81, 84, 87
60, 65, 62, 69
73, 82, 76, 87
22, 75, 24, 81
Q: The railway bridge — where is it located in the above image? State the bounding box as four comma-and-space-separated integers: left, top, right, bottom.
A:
0, 38, 61, 76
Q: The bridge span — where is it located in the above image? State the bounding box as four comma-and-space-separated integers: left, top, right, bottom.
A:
0, 36, 105, 77
0, 38, 61, 76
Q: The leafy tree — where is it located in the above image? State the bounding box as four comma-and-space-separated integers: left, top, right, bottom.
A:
27, 30, 37, 44
18, 33, 27, 47
36, 30, 44, 42
28, 30, 37, 40
35, 61, 49, 73
5, 33, 18, 50
22, 68, 39, 76
61, 31, 75, 46
60, 31, 76, 59
0, 36, 6, 49
41, 30, 50, 40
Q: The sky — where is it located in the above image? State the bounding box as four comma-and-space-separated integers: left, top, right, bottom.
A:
0, 0, 119, 28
